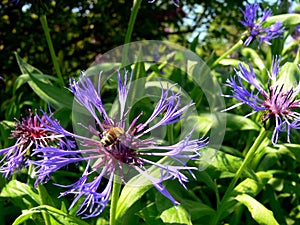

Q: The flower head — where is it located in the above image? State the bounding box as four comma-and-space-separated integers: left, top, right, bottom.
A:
33, 69, 208, 218
0, 109, 72, 178
240, 4, 285, 46
225, 57, 300, 144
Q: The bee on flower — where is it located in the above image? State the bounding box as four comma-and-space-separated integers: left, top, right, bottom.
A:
32, 69, 208, 218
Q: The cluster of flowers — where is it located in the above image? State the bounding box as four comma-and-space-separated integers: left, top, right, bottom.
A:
2, 2, 300, 219
1, 69, 208, 218
226, 4, 300, 144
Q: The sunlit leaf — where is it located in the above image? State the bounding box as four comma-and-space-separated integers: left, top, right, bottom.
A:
234, 171, 272, 196
12, 205, 90, 225
235, 194, 279, 225
241, 48, 265, 71
277, 62, 300, 92
160, 205, 192, 225
0, 180, 40, 207
265, 13, 300, 27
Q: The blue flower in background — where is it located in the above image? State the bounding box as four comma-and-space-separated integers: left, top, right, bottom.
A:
225, 57, 300, 145
33, 69, 208, 218
0, 110, 72, 178
240, 4, 285, 46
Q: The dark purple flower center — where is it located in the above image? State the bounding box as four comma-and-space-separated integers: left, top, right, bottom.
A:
11, 113, 52, 147
262, 85, 295, 121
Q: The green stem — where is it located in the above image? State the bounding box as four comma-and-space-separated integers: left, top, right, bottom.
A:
210, 128, 268, 225
27, 163, 34, 186
110, 176, 122, 225
39, 15, 64, 87
122, 0, 142, 66
109, 1, 142, 223
124, 0, 142, 44
37, 185, 51, 225
167, 124, 174, 144
211, 40, 243, 69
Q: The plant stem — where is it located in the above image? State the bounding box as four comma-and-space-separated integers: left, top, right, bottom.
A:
122, 0, 142, 66
124, 0, 142, 45
37, 185, 51, 225
110, 175, 122, 225
27, 163, 34, 186
39, 15, 64, 87
109, 1, 142, 223
210, 128, 268, 225
211, 40, 243, 69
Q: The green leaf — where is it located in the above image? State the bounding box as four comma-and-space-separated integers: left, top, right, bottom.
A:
278, 144, 300, 162
13, 73, 58, 95
0, 180, 40, 206
116, 174, 152, 221
137, 203, 165, 225
195, 171, 218, 192
234, 171, 272, 196
14, 53, 73, 109
225, 113, 260, 131
15, 52, 43, 75
235, 194, 279, 225
160, 205, 192, 225
0, 120, 15, 147
182, 199, 215, 220
218, 59, 240, 67
37, 185, 56, 207
265, 14, 300, 27
12, 205, 90, 225
27, 72, 74, 109
256, 148, 279, 171
264, 184, 286, 225
277, 62, 300, 92
116, 175, 153, 222
210, 150, 243, 175
241, 48, 265, 72
190, 33, 200, 52
116, 157, 178, 221
85, 62, 122, 76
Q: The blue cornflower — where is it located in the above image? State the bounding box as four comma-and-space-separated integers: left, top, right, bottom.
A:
240, 4, 285, 46
225, 57, 300, 145
32, 69, 208, 218
0, 109, 73, 178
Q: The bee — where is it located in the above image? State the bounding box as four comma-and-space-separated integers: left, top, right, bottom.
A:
101, 126, 124, 147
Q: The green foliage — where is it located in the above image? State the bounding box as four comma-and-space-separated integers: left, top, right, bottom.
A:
1, 0, 300, 225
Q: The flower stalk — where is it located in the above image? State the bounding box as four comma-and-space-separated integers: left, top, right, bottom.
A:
40, 15, 64, 87
110, 176, 122, 225
210, 128, 269, 225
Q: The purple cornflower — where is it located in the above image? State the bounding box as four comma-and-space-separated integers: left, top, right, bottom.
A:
225, 57, 300, 145
0, 109, 72, 178
240, 4, 285, 46
32, 69, 208, 218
